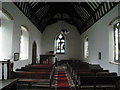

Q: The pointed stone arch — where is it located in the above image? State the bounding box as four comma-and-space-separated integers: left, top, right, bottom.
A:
32, 41, 37, 64
0, 8, 14, 20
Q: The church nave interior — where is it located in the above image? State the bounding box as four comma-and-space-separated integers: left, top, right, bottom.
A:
0, 1, 120, 90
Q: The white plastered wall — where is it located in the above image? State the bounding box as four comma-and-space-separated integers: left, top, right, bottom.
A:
0, 2, 42, 79
42, 21, 81, 61
80, 4, 119, 75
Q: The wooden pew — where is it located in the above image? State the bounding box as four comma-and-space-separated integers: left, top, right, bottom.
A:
17, 64, 53, 72
89, 64, 103, 74
77, 76, 120, 90
13, 71, 51, 79
13, 72, 52, 88
22, 64, 53, 69
95, 76, 120, 90
22, 65, 53, 69
77, 76, 95, 90
74, 72, 95, 86
27, 64, 53, 67
95, 72, 118, 89
16, 68, 52, 72
96, 72, 117, 76
66, 61, 90, 78
71, 69, 92, 82
12, 64, 55, 88
66, 60, 120, 90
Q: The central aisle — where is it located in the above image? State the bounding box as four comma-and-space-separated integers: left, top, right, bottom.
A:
57, 71, 71, 90
53, 66, 75, 90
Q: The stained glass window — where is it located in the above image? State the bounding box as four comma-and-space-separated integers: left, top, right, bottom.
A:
55, 34, 65, 54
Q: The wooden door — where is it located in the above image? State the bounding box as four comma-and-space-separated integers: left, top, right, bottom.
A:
32, 41, 37, 64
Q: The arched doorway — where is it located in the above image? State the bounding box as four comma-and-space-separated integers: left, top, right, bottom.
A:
32, 41, 37, 64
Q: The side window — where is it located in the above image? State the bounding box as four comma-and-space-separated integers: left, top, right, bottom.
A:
55, 34, 65, 54
114, 22, 120, 62
0, 8, 13, 60
84, 36, 89, 58
20, 25, 29, 60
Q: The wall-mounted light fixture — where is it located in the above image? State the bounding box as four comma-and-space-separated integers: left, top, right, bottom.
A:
61, 29, 69, 35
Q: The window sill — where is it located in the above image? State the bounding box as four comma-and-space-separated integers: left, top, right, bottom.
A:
109, 61, 120, 65
20, 58, 28, 60
56, 53, 65, 54
84, 57, 89, 59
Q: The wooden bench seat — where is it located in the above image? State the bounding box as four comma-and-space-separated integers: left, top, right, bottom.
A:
66, 60, 120, 90
13, 71, 53, 88
77, 76, 120, 90
89, 64, 103, 74
27, 64, 53, 66
13, 64, 55, 88
96, 72, 117, 76
18, 79, 50, 88
13, 71, 50, 80
22, 64, 54, 70
77, 76, 95, 89
26, 64, 53, 68
22, 66, 53, 69
18, 79, 50, 82
76, 72, 95, 77
16, 68, 52, 72
74, 72, 95, 86
95, 76, 120, 89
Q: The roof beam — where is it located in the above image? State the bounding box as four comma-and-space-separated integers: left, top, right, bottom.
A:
30, 2, 48, 18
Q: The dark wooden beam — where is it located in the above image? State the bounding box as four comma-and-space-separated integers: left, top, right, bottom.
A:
31, 2, 48, 17
80, 2, 119, 34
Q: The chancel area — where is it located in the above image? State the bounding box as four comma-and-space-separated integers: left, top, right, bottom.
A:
0, 1, 120, 90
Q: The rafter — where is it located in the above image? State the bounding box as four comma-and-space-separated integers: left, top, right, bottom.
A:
13, 2, 119, 34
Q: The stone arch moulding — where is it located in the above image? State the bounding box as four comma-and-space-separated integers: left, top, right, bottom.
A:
109, 16, 120, 26
0, 8, 14, 20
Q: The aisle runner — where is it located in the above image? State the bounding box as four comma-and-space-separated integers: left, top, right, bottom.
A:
57, 71, 71, 90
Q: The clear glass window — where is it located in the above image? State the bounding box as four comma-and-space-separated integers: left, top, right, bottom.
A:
20, 25, 29, 60
114, 22, 120, 62
84, 36, 89, 58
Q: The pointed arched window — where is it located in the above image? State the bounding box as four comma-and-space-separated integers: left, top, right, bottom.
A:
55, 34, 65, 54
0, 8, 13, 60
84, 36, 89, 58
20, 25, 29, 60
114, 22, 120, 62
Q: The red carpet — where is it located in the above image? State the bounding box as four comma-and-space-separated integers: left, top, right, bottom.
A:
57, 71, 71, 90
57, 74, 66, 77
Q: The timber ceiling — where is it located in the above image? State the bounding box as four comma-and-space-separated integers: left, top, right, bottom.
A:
13, 1, 119, 34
